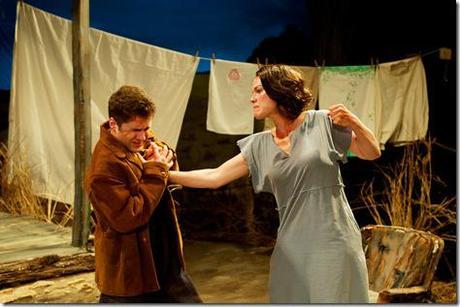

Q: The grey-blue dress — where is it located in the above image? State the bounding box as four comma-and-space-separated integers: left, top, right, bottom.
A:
237, 110, 369, 303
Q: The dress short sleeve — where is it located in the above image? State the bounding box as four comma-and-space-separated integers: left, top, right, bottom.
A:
237, 133, 272, 193
331, 122, 352, 162
317, 110, 352, 163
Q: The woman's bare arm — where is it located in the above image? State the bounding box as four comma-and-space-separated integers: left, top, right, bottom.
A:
169, 153, 249, 189
348, 124, 381, 160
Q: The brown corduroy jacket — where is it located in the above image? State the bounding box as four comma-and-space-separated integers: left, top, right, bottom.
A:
85, 122, 199, 300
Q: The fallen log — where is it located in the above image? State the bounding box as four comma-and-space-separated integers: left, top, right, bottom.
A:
0, 253, 95, 290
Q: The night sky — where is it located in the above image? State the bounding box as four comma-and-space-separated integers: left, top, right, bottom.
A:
0, 0, 310, 89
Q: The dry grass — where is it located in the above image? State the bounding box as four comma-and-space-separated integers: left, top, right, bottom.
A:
0, 142, 72, 227
360, 137, 456, 242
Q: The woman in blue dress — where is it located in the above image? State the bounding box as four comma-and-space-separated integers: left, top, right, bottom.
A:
168, 64, 381, 303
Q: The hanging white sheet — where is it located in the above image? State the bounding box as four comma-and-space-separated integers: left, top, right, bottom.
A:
375, 56, 428, 145
318, 65, 379, 137
8, 3, 198, 205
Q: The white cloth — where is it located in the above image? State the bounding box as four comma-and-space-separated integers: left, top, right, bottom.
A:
375, 56, 428, 145
8, 3, 198, 204
207, 59, 258, 134
318, 65, 378, 137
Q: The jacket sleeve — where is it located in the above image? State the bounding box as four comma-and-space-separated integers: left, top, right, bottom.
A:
87, 160, 168, 234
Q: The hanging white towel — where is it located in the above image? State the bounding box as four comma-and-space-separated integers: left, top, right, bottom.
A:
8, 3, 198, 205
375, 56, 428, 145
318, 65, 378, 137
207, 59, 258, 134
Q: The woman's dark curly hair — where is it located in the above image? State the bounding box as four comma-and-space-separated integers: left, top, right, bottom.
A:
108, 85, 156, 125
256, 65, 313, 120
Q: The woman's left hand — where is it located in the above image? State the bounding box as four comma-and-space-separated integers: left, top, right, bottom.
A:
327, 104, 358, 128
327, 104, 381, 160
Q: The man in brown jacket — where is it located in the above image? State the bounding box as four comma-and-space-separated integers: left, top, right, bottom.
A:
85, 85, 201, 303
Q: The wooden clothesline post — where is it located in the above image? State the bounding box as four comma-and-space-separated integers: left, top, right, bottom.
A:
71, 0, 91, 248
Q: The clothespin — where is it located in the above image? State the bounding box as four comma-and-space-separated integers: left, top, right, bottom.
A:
256, 57, 262, 68
314, 59, 319, 67
193, 50, 199, 62
371, 57, 379, 71
439, 47, 452, 60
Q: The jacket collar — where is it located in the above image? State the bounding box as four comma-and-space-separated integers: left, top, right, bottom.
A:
99, 121, 143, 169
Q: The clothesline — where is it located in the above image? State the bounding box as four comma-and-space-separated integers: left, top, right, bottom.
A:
195, 47, 443, 68
369, 47, 444, 65
421, 48, 443, 57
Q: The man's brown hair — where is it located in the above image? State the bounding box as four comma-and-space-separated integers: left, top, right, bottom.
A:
108, 85, 156, 125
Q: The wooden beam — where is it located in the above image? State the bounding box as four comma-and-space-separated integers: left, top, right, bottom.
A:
71, 0, 91, 247
0, 253, 95, 290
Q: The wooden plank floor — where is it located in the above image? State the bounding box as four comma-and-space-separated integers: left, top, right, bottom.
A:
0, 212, 86, 263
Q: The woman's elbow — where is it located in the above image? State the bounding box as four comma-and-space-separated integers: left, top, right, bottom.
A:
208, 182, 220, 190
209, 178, 226, 189
202, 171, 224, 189
364, 147, 381, 160
370, 151, 381, 160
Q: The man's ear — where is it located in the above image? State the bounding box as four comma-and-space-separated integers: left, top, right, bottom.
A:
108, 117, 118, 132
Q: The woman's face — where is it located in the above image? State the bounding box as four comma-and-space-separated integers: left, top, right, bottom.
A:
250, 77, 278, 120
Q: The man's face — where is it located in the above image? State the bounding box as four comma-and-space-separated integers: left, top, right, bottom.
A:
109, 116, 151, 152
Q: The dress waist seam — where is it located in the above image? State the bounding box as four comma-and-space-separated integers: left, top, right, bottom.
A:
299, 183, 345, 194
277, 183, 345, 211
